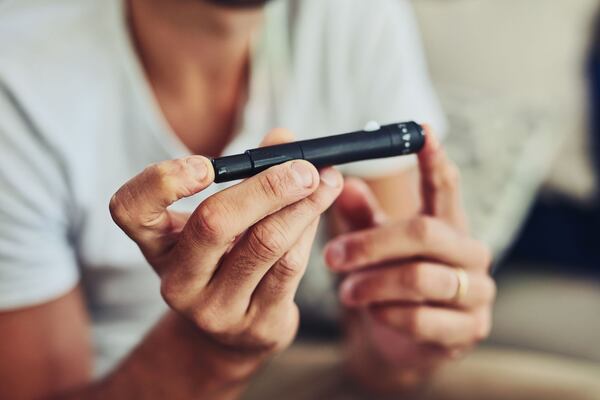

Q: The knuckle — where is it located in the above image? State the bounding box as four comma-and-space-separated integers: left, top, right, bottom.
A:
474, 313, 492, 341
160, 278, 186, 311
479, 244, 494, 271
246, 306, 298, 351
149, 159, 200, 198
194, 309, 229, 335
370, 307, 388, 324
153, 162, 181, 193
351, 276, 371, 303
400, 264, 425, 294
193, 200, 229, 243
109, 189, 138, 230
243, 331, 278, 352
408, 216, 436, 244
273, 253, 304, 281
430, 162, 461, 190
483, 276, 498, 303
109, 192, 127, 224
244, 324, 279, 350
296, 195, 322, 218
191, 299, 244, 337
147, 161, 170, 182
406, 308, 431, 342
247, 221, 288, 261
152, 160, 178, 178
343, 235, 372, 263
259, 168, 288, 198
170, 158, 189, 175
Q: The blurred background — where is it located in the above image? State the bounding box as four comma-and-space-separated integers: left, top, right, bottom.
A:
411, 0, 600, 363
4, 0, 600, 398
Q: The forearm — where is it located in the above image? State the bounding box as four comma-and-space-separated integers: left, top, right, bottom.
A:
55, 312, 264, 400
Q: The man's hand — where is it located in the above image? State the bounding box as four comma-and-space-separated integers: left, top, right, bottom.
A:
109, 129, 343, 378
324, 129, 495, 392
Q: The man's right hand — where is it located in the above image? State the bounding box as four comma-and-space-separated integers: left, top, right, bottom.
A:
109, 129, 343, 371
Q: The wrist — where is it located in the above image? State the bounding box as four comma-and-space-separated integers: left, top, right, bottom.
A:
165, 312, 269, 384
343, 310, 432, 395
96, 312, 269, 400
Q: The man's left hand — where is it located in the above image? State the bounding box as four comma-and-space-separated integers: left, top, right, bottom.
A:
324, 131, 496, 387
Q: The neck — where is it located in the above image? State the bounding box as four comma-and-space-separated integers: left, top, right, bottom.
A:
128, 0, 264, 93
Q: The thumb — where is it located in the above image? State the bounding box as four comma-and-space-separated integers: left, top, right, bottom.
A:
333, 178, 387, 231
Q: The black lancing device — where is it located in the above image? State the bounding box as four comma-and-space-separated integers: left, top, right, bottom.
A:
211, 121, 425, 183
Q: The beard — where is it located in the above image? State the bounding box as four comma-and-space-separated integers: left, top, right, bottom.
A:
205, 0, 274, 8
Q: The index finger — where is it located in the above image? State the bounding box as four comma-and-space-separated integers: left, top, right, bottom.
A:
418, 126, 468, 233
109, 156, 215, 258
172, 160, 320, 285
325, 217, 492, 272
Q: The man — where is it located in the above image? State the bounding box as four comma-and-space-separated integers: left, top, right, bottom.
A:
0, 0, 495, 398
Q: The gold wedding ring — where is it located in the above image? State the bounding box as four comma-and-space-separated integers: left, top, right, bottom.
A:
452, 268, 469, 304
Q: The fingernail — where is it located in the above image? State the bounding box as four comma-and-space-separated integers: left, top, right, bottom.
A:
291, 161, 315, 188
185, 157, 208, 181
325, 241, 346, 269
339, 278, 357, 305
320, 168, 342, 187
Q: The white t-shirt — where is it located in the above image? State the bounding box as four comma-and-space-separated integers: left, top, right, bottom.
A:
0, 0, 445, 375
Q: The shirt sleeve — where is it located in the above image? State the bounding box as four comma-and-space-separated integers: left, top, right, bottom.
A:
339, 0, 447, 178
0, 84, 79, 310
